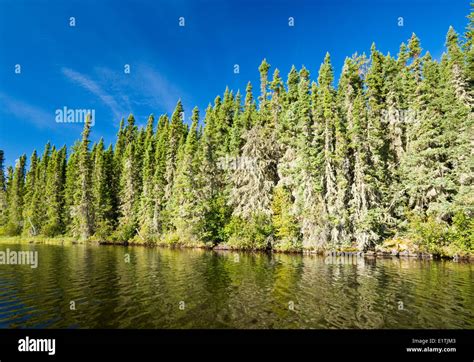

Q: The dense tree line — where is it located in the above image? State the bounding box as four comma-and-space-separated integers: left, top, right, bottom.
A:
0, 17, 472, 255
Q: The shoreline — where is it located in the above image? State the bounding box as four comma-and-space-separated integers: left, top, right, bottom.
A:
0, 236, 472, 262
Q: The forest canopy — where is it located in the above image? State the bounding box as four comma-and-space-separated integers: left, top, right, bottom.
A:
0, 10, 472, 257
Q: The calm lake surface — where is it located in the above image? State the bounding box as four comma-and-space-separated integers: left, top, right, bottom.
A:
0, 243, 472, 329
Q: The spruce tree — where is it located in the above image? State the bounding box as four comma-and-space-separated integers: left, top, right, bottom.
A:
169, 107, 200, 240
164, 101, 186, 205
364, 44, 392, 244
317, 53, 338, 246
196, 105, 229, 245
92, 139, 115, 239
74, 115, 94, 240
64, 142, 80, 235
150, 115, 170, 238
116, 138, 139, 240
22, 150, 38, 235
229, 91, 244, 155
0, 150, 7, 229
3, 166, 14, 230
137, 116, 156, 241
43, 146, 67, 236
6, 154, 26, 235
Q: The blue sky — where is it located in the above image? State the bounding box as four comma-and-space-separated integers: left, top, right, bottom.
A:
0, 0, 471, 167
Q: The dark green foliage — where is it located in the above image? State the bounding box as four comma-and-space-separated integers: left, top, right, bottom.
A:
0, 151, 7, 228
92, 140, 115, 239
5, 154, 26, 235
43, 146, 67, 236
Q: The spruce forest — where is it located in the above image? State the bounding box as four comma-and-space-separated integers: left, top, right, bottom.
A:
0, 14, 473, 257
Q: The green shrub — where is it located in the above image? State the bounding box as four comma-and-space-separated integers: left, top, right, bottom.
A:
225, 214, 273, 250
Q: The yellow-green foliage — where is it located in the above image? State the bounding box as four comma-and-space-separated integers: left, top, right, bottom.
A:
225, 215, 273, 250
271, 186, 301, 251
408, 212, 473, 256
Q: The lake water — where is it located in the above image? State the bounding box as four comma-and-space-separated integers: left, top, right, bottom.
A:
0, 243, 472, 328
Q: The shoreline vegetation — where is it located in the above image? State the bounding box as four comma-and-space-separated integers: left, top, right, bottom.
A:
0, 8, 472, 261
0, 236, 472, 262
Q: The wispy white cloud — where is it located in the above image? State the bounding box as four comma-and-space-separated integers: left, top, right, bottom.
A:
0, 92, 55, 129
61, 65, 185, 123
61, 67, 125, 120
94, 64, 185, 113
132, 64, 184, 112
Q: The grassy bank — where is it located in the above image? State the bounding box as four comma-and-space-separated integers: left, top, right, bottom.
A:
0, 235, 471, 261
0, 236, 79, 246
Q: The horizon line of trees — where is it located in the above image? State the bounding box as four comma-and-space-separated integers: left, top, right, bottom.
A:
0, 14, 473, 253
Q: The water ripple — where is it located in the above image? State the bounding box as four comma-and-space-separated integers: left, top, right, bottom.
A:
0, 244, 472, 328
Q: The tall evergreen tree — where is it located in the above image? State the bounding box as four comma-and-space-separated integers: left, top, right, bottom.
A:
4, 166, 14, 232
150, 115, 170, 238
196, 105, 229, 245
64, 142, 80, 235
164, 101, 186, 205
43, 146, 67, 236
73, 115, 94, 240
6, 154, 26, 235
0, 150, 7, 229
22, 150, 38, 235
169, 107, 201, 240
92, 139, 115, 239
317, 53, 339, 246
137, 116, 156, 241
116, 139, 139, 240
